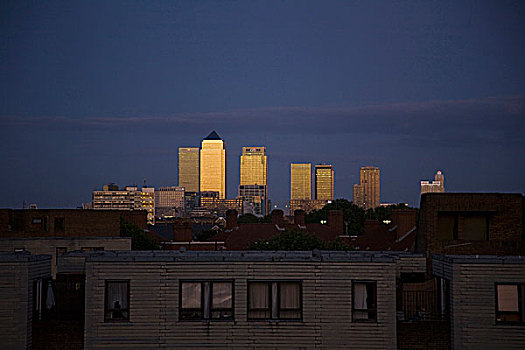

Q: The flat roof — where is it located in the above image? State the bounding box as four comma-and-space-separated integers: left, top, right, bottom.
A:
0, 236, 126, 241
60, 250, 427, 263
433, 254, 525, 264
0, 251, 51, 262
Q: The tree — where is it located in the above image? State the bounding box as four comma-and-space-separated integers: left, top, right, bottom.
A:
120, 218, 159, 250
248, 230, 325, 250
238, 213, 259, 224
305, 199, 366, 235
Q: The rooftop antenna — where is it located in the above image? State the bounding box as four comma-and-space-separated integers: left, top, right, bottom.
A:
143, 178, 147, 187
22, 200, 26, 209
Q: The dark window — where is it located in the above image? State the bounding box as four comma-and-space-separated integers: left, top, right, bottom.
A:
247, 281, 302, 320
496, 283, 524, 323
352, 281, 377, 322
81, 247, 104, 251
32, 218, 43, 224
437, 212, 489, 241
54, 217, 65, 233
180, 281, 233, 321
105, 280, 130, 321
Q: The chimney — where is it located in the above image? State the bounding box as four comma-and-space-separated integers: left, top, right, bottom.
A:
390, 209, 417, 240
173, 218, 193, 242
293, 210, 306, 226
226, 209, 238, 229
328, 210, 344, 235
271, 209, 284, 227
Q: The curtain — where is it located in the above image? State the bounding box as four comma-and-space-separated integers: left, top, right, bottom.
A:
354, 283, 369, 320
497, 285, 518, 311
249, 283, 269, 318
212, 282, 232, 308
181, 282, 201, 309
46, 281, 55, 310
107, 282, 128, 309
280, 283, 299, 309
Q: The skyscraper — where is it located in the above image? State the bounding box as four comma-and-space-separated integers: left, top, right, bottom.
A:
420, 170, 445, 194
291, 163, 311, 200
315, 164, 334, 200
239, 147, 268, 215
200, 131, 226, 199
178, 147, 200, 192
353, 166, 380, 210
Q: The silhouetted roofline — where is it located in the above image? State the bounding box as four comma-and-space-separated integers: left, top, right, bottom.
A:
204, 130, 222, 140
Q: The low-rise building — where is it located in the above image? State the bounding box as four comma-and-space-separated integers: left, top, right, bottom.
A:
433, 254, 525, 350
0, 252, 52, 349
92, 184, 155, 224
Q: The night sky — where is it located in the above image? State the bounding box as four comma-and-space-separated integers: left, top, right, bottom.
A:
1, 0, 524, 209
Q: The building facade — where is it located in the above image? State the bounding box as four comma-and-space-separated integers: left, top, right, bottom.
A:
421, 170, 445, 195
353, 166, 380, 210
290, 163, 311, 201
239, 147, 268, 215
315, 164, 334, 200
92, 184, 155, 224
73, 250, 426, 349
178, 147, 200, 193
200, 131, 226, 199
155, 186, 185, 218
238, 184, 267, 216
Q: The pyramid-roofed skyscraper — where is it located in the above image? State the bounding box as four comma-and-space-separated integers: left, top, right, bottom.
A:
200, 131, 226, 198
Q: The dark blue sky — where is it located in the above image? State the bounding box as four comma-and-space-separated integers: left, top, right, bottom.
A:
1, 0, 524, 209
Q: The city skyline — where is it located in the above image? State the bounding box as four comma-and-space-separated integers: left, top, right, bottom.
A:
1, 1, 524, 209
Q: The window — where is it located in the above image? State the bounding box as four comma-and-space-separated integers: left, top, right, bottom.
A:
352, 281, 377, 322
81, 247, 104, 251
496, 283, 524, 323
54, 217, 65, 233
180, 281, 233, 320
105, 280, 130, 321
437, 212, 489, 241
247, 281, 302, 320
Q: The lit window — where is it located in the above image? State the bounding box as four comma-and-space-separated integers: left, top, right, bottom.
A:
352, 281, 377, 322
496, 283, 524, 323
248, 281, 302, 320
105, 280, 130, 321
180, 281, 233, 320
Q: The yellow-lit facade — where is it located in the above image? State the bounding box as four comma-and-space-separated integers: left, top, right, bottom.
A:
315, 164, 334, 200
240, 147, 267, 186
200, 132, 226, 199
290, 163, 311, 200
92, 185, 155, 225
353, 166, 380, 210
178, 147, 200, 193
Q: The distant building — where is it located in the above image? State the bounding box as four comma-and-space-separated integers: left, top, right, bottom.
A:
420, 170, 445, 194
289, 199, 329, 214
200, 131, 226, 199
92, 184, 155, 224
155, 186, 185, 218
178, 147, 200, 193
290, 163, 311, 200
239, 147, 268, 215
353, 166, 380, 210
200, 197, 243, 217
315, 164, 334, 200
238, 184, 267, 216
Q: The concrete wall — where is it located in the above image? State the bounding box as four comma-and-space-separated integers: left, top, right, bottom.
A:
82, 251, 422, 349
433, 255, 525, 350
0, 252, 51, 349
0, 237, 131, 277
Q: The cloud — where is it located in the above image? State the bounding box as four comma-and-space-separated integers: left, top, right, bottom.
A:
2, 95, 524, 147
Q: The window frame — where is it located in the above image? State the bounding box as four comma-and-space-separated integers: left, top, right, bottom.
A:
179, 280, 234, 321
352, 280, 377, 323
247, 280, 303, 321
495, 282, 524, 324
104, 280, 130, 322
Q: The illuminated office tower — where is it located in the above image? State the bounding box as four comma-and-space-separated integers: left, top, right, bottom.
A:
239, 147, 268, 215
200, 131, 226, 199
421, 170, 445, 194
353, 166, 380, 210
290, 163, 311, 200
315, 164, 334, 200
178, 147, 200, 193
